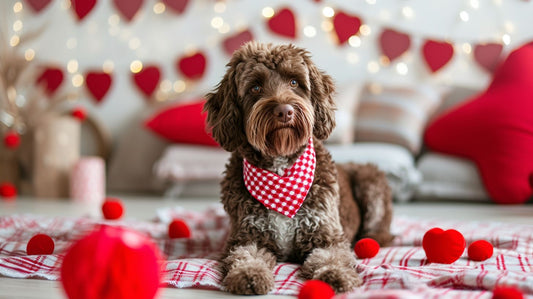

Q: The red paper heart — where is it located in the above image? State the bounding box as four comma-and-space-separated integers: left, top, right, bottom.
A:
223, 29, 254, 56
177, 51, 207, 80
133, 65, 161, 98
423, 228, 465, 264
333, 11, 362, 45
267, 7, 296, 39
36, 66, 64, 96
162, 0, 189, 14
113, 0, 143, 22
422, 40, 454, 73
379, 28, 411, 62
25, 0, 52, 13
85, 71, 112, 103
474, 43, 503, 72
71, 0, 97, 21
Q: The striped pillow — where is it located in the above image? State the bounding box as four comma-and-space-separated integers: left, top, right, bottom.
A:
355, 84, 443, 153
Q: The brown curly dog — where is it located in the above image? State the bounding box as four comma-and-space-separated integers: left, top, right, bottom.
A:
204, 42, 393, 295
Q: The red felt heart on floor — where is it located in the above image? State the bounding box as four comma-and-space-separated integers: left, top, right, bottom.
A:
379, 28, 411, 62
223, 29, 254, 56
423, 228, 465, 264
25, 0, 52, 13
422, 39, 454, 73
333, 11, 362, 45
71, 0, 97, 21
85, 71, 113, 104
133, 65, 161, 98
113, 0, 144, 22
177, 51, 207, 80
36, 66, 64, 96
267, 7, 297, 39
474, 43, 503, 73
162, 0, 189, 14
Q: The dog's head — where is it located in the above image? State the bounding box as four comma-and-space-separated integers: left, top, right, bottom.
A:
205, 42, 335, 157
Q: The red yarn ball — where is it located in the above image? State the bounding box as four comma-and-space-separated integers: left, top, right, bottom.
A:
60, 226, 162, 299
0, 182, 17, 200
102, 198, 124, 220
3, 131, 20, 149
298, 280, 335, 299
71, 107, 87, 121
492, 286, 524, 299
26, 234, 55, 255
468, 240, 494, 261
354, 238, 380, 259
168, 219, 191, 239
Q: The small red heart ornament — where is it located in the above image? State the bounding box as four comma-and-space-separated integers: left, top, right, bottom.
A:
267, 7, 297, 39
422, 39, 454, 73
223, 29, 254, 56
25, 0, 52, 13
379, 28, 411, 62
133, 65, 161, 98
162, 0, 189, 14
474, 43, 503, 72
113, 0, 144, 22
85, 71, 112, 103
71, 0, 97, 21
332, 11, 362, 45
177, 51, 207, 80
422, 227, 465, 264
36, 66, 64, 96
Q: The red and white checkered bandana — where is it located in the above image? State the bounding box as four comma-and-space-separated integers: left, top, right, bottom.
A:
243, 138, 316, 218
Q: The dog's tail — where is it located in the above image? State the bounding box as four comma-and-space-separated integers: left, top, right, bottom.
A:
337, 163, 395, 247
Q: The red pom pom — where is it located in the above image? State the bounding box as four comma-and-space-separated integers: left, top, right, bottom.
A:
468, 240, 494, 261
168, 219, 191, 239
298, 280, 335, 299
3, 131, 20, 149
354, 238, 380, 259
102, 198, 124, 220
60, 226, 162, 299
26, 234, 55, 255
71, 107, 87, 121
0, 182, 17, 200
423, 227, 465, 264
492, 286, 524, 299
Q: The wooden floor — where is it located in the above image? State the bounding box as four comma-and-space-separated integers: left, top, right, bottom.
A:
1, 195, 533, 298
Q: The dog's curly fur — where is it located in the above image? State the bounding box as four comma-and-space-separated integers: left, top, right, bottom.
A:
204, 42, 393, 295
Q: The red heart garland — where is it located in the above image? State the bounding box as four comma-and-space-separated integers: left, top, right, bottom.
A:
85, 71, 112, 104
332, 11, 362, 45
113, 0, 143, 22
177, 51, 207, 80
133, 65, 161, 98
222, 29, 254, 56
36, 67, 64, 96
474, 43, 503, 73
379, 28, 411, 62
422, 39, 454, 73
422, 228, 465, 264
267, 7, 297, 39
162, 0, 189, 14
71, 0, 97, 21
25, 0, 52, 13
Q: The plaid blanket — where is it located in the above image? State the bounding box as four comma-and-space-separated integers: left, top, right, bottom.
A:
1, 204, 532, 298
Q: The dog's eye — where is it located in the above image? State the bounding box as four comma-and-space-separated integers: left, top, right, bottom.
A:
250, 85, 262, 94
289, 79, 298, 88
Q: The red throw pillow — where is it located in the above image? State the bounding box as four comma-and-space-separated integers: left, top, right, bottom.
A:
145, 100, 219, 147
424, 43, 533, 204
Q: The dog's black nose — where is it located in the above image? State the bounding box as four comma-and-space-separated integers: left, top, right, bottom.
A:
274, 104, 294, 123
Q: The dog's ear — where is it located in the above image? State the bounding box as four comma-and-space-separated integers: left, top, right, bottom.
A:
305, 58, 336, 140
204, 66, 245, 152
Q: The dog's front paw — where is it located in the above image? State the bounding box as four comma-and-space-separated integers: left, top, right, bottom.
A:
223, 265, 275, 295
312, 266, 362, 293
